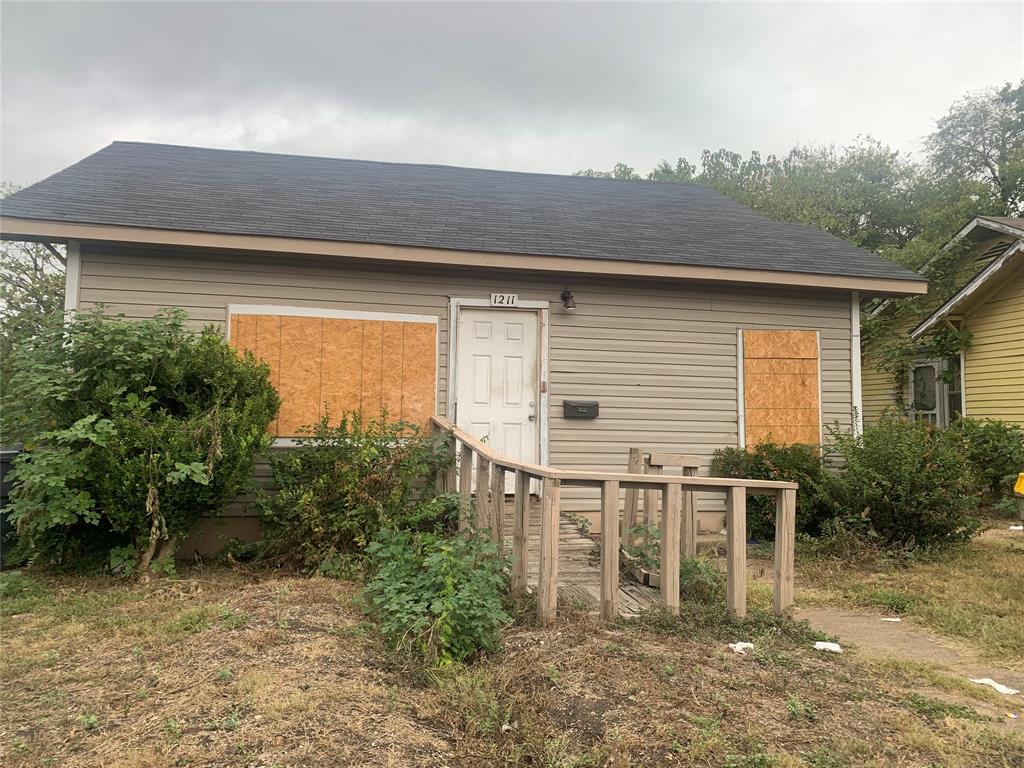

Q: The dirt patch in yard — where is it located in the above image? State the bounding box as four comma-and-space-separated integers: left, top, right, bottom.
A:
784, 523, 1024, 734
1, 571, 454, 768
3, 567, 1023, 767
796, 606, 1024, 729
795, 523, 1024, 662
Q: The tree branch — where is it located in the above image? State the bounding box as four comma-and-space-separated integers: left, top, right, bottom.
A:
42, 243, 66, 267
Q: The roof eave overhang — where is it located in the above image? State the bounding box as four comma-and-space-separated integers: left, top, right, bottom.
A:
869, 215, 1024, 319
911, 241, 1023, 339
0, 216, 928, 296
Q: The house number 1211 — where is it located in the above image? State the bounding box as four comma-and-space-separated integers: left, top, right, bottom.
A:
490, 293, 519, 307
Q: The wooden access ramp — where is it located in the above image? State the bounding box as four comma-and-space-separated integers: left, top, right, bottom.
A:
500, 497, 662, 618
431, 416, 798, 626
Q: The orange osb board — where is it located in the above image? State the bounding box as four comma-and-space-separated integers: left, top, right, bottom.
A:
743, 329, 820, 446
230, 314, 437, 436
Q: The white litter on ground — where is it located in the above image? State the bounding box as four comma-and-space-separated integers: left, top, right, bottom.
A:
1009, 525, 1023, 531
728, 642, 755, 654
813, 641, 843, 653
881, 617, 902, 623
970, 678, 1020, 695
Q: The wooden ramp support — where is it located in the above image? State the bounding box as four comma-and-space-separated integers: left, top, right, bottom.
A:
538, 476, 561, 624
458, 443, 473, 528
774, 488, 797, 615
600, 480, 620, 620
725, 486, 747, 617
489, 462, 505, 543
661, 484, 682, 615
430, 417, 797, 625
511, 470, 531, 596
631, 450, 700, 557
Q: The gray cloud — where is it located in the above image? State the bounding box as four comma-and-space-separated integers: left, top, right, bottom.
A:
2, 1, 1021, 185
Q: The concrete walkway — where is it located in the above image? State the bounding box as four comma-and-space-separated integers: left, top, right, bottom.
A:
796, 605, 1024, 728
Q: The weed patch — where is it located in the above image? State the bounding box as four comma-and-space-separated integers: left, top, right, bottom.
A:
903, 693, 984, 723
0, 571, 50, 615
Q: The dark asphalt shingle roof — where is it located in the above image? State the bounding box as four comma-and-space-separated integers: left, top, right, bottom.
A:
2, 141, 923, 282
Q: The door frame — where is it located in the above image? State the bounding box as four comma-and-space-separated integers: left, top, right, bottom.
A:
447, 297, 550, 467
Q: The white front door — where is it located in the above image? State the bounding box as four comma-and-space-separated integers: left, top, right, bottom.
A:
455, 307, 540, 487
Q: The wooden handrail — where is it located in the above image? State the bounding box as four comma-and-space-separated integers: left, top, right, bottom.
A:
430, 416, 557, 478
429, 417, 796, 491
557, 470, 797, 492
429, 415, 797, 625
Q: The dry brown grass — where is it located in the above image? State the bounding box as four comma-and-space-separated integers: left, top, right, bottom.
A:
2, 566, 1022, 768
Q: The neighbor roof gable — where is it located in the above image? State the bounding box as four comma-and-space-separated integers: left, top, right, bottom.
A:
911, 241, 1024, 339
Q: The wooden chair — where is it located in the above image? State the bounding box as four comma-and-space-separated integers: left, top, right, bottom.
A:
622, 449, 701, 558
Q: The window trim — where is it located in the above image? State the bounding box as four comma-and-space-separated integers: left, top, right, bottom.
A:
225, 304, 438, 338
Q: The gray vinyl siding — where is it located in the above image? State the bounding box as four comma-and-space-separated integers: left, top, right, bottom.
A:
78, 244, 854, 522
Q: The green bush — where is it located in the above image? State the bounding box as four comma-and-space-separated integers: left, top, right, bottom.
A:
950, 417, 1024, 502
361, 528, 510, 666
679, 556, 726, 603
823, 417, 980, 547
4, 308, 279, 572
710, 442, 830, 539
257, 412, 455, 575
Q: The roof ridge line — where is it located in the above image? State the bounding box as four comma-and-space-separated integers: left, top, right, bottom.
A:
108, 140, 717, 190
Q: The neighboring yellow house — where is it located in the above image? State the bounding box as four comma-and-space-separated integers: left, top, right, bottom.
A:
861, 216, 1024, 427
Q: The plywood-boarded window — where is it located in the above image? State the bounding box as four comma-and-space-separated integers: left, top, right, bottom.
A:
229, 311, 437, 437
742, 329, 820, 446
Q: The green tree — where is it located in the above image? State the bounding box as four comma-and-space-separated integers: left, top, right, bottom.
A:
0, 183, 66, 429
573, 162, 642, 180
574, 81, 1022, 249
575, 139, 926, 254
926, 81, 1024, 215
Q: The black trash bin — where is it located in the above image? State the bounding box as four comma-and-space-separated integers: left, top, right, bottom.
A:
0, 447, 22, 569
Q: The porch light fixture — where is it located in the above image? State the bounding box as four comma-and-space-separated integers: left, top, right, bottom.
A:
560, 288, 576, 312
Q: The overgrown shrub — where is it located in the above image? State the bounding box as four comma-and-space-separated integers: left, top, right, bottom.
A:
950, 417, 1024, 502
361, 528, 510, 666
710, 443, 830, 539
257, 412, 455, 575
822, 416, 980, 547
4, 308, 279, 572
679, 556, 726, 603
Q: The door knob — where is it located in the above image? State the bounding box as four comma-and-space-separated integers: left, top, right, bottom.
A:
528, 414, 536, 421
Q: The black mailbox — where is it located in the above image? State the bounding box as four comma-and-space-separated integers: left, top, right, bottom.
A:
563, 400, 599, 419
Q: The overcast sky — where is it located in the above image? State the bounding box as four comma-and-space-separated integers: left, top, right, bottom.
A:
2, 1, 1021, 185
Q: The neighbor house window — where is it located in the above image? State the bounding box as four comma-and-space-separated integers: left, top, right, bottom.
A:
911, 363, 938, 424
909, 358, 960, 427
227, 306, 438, 437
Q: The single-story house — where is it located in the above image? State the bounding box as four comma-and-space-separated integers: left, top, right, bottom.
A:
0, 142, 927, 547
861, 215, 1023, 427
